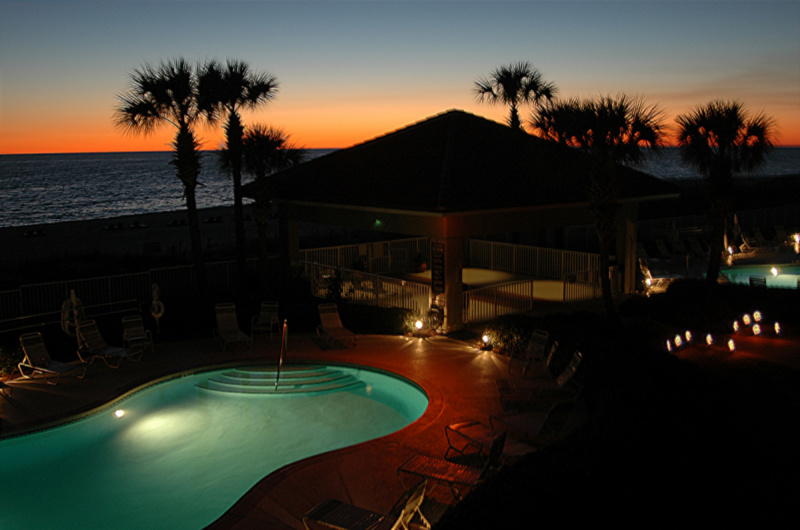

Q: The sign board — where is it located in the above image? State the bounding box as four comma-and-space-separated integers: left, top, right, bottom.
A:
430, 239, 445, 295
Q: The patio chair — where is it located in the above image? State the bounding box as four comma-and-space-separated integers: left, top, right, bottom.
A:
251, 300, 280, 340
317, 303, 357, 347
18, 331, 87, 384
497, 350, 583, 410
508, 329, 549, 375
489, 400, 576, 447
121, 315, 154, 355
639, 259, 681, 295
444, 420, 536, 463
397, 431, 505, 500
77, 320, 141, 368
213, 303, 252, 351
303, 479, 436, 530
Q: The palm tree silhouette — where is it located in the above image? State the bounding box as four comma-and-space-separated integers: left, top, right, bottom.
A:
236, 125, 306, 289
115, 58, 207, 290
199, 60, 278, 285
534, 95, 664, 318
675, 100, 774, 285
474, 62, 556, 131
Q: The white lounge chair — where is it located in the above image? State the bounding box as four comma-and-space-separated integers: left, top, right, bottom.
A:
317, 303, 357, 347
303, 479, 439, 530
251, 300, 280, 340
213, 303, 252, 351
508, 329, 549, 375
19, 332, 87, 384
77, 320, 140, 368
121, 315, 154, 354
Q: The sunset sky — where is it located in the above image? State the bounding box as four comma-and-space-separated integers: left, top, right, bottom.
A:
1, 0, 799, 154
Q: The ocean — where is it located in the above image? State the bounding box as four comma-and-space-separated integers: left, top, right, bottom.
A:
0, 148, 798, 228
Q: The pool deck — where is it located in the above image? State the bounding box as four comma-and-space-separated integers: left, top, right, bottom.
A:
1, 330, 553, 529
3, 322, 799, 529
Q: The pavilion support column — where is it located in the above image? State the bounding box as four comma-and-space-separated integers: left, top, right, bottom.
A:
616, 205, 638, 294
442, 236, 464, 333
278, 209, 299, 280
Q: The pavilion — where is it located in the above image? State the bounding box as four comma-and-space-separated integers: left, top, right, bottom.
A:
258, 109, 680, 331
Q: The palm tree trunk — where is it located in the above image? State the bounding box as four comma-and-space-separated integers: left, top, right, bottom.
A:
705, 197, 726, 285
226, 113, 248, 288
255, 200, 271, 294
174, 127, 206, 293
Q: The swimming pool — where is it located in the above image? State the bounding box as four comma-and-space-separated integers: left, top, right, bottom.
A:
0, 364, 428, 529
721, 263, 800, 289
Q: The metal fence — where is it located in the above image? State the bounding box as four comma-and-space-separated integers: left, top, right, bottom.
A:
299, 261, 431, 316
467, 240, 601, 279
2, 236, 613, 333
299, 237, 429, 273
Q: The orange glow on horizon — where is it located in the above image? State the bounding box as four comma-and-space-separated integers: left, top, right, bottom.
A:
2, 106, 799, 155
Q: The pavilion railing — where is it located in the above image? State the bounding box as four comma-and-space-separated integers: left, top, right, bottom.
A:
298, 261, 431, 316
467, 240, 601, 279
299, 237, 429, 274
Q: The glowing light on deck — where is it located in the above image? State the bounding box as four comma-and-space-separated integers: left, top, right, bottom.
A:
728, 339, 736, 352
732, 320, 740, 333
684, 330, 692, 343
753, 310, 762, 322
752, 323, 762, 336
415, 320, 423, 331
705, 334, 714, 346
742, 314, 752, 326
774, 322, 782, 335
673, 335, 683, 348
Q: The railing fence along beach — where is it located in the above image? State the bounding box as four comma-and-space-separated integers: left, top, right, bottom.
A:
1, 238, 613, 333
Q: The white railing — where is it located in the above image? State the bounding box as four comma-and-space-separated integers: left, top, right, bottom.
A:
468, 240, 600, 279
300, 237, 428, 274
299, 261, 430, 316
562, 268, 623, 302
463, 280, 537, 323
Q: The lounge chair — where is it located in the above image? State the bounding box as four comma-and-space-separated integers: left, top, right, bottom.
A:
77, 319, 141, 368
121, 315, 154, 354
303, 479, 439, 530
0, 380, 10, 396
213, 303, 252, 351
444, 420, 536, 463
251, 300, 280, 340
489, 400, 576, 447
497, 350, 583, 410
18, 332, 87, 384
397, 431, 505, 500
508, 329, 549, 375
317, 303, 357, 347
639, 259, 681, 295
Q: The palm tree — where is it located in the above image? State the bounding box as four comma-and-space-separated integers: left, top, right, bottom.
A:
474, 61, 556, 131
675, 100, 774, 285
236, 125, 306, 289
199, 59, 279, 284
534, 95, 664, 318
115, 58, 207, 289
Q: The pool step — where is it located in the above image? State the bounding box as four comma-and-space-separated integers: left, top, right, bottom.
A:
196, 365, 364, 395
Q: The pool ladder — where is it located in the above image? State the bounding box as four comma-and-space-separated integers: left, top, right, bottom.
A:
275, 319, 288, 391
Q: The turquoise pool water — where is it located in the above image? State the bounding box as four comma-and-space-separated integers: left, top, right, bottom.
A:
721, 263, 800, 289
0, 365, 428, 529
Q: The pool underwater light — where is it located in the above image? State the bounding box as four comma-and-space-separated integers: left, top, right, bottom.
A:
114, 409, 125, 418
771, 267, 779, 277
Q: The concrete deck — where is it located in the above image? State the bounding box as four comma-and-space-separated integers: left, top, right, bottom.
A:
0, 331, 556, 529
